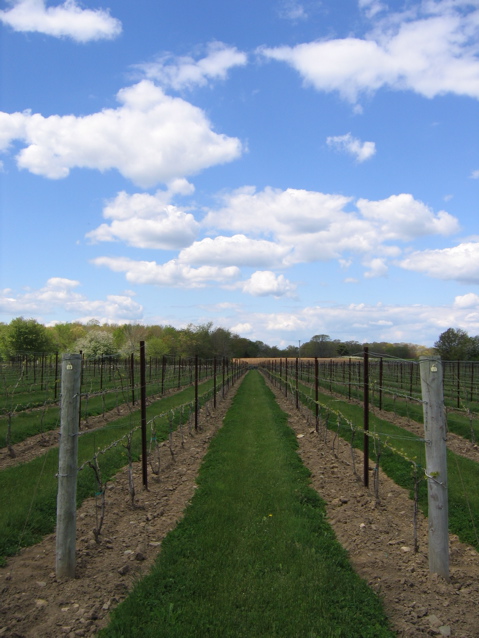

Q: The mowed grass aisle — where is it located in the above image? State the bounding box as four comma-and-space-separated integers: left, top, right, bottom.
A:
100, 371, 393, 638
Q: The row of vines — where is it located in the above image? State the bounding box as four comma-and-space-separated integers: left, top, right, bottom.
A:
258, 354, 479, 558
0, 351, 247, 564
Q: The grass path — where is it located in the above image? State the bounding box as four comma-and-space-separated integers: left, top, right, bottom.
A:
100, 371, 393, 638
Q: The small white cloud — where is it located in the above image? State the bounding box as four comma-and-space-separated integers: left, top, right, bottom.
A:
278, 1, 308, 21
326, 133, 376, 162
400, 242, 479, 284
241, 271, 297, 298
0, 0, 122, 42
135, 41, 247, 90
357, 193, 459, 240
363, 257, 388, 278
358, 0, 387, 19
231, 322, 253, 334
178, 235, 291, 268
470, 169, 479, 179
86, 189, 199, 250
93, 256, 240, 288
453, 293, 479, 309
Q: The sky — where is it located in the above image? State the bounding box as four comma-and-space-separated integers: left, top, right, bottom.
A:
0, 0, 478, 349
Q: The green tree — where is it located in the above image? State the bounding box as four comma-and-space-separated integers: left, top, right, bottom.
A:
434, 328, 472, 361
5, 317, 55, 356
48, 322, 86, 353
146, 336, 170, 359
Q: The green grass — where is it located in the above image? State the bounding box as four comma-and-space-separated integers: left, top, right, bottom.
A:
100, 371, 393, 638
0, 367, 202, 449
0, 376, 228, 564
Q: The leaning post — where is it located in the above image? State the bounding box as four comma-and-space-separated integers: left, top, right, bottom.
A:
56, 353, 82, 579
419, 356, 449, 580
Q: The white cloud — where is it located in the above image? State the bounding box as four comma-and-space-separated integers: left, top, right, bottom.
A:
471, 169, 479, 179
0, 80, 243, 187
135, 41, 247, 90
399, 241, 479, 284
204, 186, 459, 270
93, 256, 240, 288
326, 133, 376, 162
0, 277, 143, 322
357, 193, 459, 240
363, 257, 388, 278
237, 297, 479, 346
230, 322, 253, 334
278, 1, 308, 21
178, 235, 292, 267
240, 271, 297, 298
87, 188, 199, 250
358, 0, 387, 19
0, 0, 122, 42
454, 293, 479, 308
260, 2, 479, 104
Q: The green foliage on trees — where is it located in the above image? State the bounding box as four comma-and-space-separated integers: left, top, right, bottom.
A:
48, 322, 86, 353
0, 316, 438, 362
1, 317, 55, 358
434, 328, 479, 361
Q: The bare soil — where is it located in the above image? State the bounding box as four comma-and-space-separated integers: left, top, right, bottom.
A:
1, 375, 479, 637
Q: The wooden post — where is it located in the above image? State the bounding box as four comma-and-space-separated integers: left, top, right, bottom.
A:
56, 354, 82, 579
213, 357, 217, 409
140, 341, 148, 489
130, 353, 135, 406
194, 355, 199, 431
363, 347, 370, 488
419, 356, 449, 580
295, 357, 299, 409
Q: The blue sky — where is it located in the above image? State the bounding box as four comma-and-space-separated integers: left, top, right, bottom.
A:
0, 0, 478, 348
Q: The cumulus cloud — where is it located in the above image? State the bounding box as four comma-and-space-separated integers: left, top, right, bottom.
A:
357, 193, 459, 240
0, 277, 143, 322
363, 257, 388, 278
454, 293, 479, 308
178, 235, 292, 268
0, 0, 122, 42
92, 256, 240, 288
0, 80, 242, 187
399, 241, 479, 283
259, 1, 479, 104
135, 41, 247, 90
326, 133, 376, 162
240, 271, 297, 298
204, 186, 459, 271
87, 187, 199, 250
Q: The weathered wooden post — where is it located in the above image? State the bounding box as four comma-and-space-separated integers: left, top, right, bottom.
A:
56, 353, 82, 579
363, 346, 370, 488
140, 341, 148, 489
419, 356, 449, 580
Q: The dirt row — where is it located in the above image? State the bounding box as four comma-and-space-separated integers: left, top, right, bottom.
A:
0, 373, 478, 637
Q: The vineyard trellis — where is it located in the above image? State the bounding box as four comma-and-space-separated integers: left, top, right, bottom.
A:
54, 344, 247, 577
258, 351, 466, 580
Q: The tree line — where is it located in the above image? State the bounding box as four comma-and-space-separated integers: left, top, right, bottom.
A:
0, 317, 474, 362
